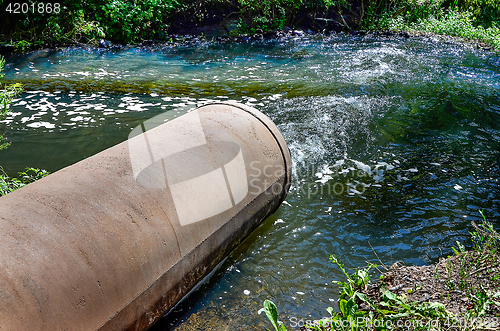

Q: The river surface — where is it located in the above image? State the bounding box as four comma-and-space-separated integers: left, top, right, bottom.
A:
1, 34, 500, 329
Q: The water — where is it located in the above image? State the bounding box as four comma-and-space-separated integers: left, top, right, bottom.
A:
1, 34, 499, 329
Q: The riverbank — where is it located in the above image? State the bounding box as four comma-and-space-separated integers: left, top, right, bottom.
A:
376, 248, 500, 318
0, 0, 499, 53
0, 29, 497, 60
263, 215, 500, 330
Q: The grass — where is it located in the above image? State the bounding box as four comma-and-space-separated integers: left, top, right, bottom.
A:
262, 210, 500, 330
382, 9, 500, 49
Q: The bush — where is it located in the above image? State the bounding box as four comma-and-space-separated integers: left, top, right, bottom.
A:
450, 0, 500, 28
0, 167, 49, 196
238, 0, 301, 32
386, 9, 500, 49
0, 0, 180, 44
91, 0, 179, 42
0, 57, 22, 150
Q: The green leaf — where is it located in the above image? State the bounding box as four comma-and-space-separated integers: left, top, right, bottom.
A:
387, 312, 410, 319
345, 298, 358, 316
339, 299, 348, 317
382, 290, 398, 301
376, 309, 398, 315
427, 301, 446, 310
263, 300, 280, 331
353, 292, 371, 303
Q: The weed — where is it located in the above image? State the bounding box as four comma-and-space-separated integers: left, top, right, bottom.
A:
262, 211, 500, 331
263, 300, 285, 331
0, 167, 49, 196
0, 56, 23, 150
470, 286, 500, 317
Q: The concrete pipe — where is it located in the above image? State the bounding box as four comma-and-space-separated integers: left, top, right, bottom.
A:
0, 102, 291, 331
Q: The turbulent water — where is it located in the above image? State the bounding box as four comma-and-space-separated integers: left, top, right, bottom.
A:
1, 34, 499, 329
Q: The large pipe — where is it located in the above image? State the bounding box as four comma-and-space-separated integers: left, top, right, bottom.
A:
0, 102, 291, 331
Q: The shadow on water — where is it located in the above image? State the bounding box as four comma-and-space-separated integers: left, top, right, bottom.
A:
1, 35, 499, 329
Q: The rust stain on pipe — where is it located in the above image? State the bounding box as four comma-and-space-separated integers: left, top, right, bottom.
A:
0, 102, 291, 331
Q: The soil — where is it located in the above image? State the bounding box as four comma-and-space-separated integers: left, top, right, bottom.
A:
364, 249, 500, 321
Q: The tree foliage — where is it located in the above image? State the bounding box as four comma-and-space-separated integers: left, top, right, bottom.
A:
0, 0, 498, 46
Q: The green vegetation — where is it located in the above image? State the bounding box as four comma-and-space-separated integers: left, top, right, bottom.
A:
0, 0, 179, 46
379, 0, 500, 49
0, 167, 49, 196
263, 211, 500, 330
0, 56, 21, 150
0, 0, 499, 50
0, 56, 48, 196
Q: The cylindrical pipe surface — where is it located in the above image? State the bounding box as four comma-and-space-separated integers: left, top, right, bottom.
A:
0, 102, 291, 331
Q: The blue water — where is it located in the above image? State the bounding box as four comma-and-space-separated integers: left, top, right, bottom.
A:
1, 34, 499, 329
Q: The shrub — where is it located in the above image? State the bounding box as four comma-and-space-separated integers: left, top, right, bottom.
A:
0, 57, 22, 150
